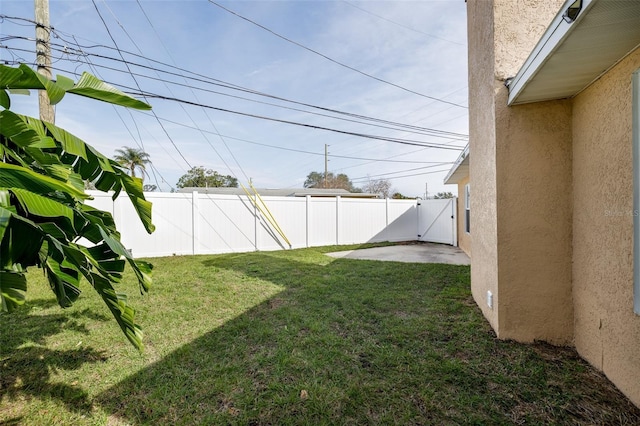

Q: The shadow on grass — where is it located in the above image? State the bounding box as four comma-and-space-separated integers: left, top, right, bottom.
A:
0, 299, 110, 414
96, 252, 640, 425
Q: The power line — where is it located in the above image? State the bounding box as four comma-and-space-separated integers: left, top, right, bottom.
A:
129, 111, 456, 165
207, 1, 468, 109
67, 31, 179, 192
135, 0, 250, 183
129, 90, 466, 150
90, 0, 193, 171
351, 168, 451, 182
2, 13, 465, 189
350, 164, 449, 181
342, 1, 466, 46
11, 56, 467, 151
2, 17, 470, 138
4, 40, 469, 140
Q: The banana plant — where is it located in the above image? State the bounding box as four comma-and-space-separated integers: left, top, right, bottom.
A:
0, 64, 155, 350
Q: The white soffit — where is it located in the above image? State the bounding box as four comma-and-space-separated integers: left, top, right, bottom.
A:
508, 0, 640, 106
444, 145, 469, 185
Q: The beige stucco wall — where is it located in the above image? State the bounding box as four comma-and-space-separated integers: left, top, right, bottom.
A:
572, 46, 640, 406
467, 0, 571, 342
467, 0, 499, 332
468, 0, 640, 407
495, 92, 574, 344
457, 176, 471, 257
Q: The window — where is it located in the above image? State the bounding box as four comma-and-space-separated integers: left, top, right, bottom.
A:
634, 68, 640, 314
464, 183, 471, 234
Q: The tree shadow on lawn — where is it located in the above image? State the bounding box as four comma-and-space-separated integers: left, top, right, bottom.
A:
97, 252, 640, 425
1, 299, 110, 415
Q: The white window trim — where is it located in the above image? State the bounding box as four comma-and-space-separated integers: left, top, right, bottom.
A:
633, 68, 640, 314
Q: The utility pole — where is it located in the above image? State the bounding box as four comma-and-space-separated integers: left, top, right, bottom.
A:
35, 0, 55, 123
324, 144, 329, 188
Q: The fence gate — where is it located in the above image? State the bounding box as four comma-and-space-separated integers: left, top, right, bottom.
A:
417, 198, 457, 246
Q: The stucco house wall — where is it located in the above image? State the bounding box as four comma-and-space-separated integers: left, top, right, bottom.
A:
466, 0, 640, 406
467, 0, 571, 341
467, 0, 500, 332
572, 46, 640, 404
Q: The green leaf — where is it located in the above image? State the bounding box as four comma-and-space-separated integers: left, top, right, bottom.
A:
33, 72, 66, 105
55, 74, 75, 92
89, 272, 144, 351
0, 64, 36, 88
69, 72, 151, 110
43, 120, 88, 160
43, 254, 81, 308
0, 206, 44, 270
0, 270, 27, 312
0, 205, 11, 245
8, 89, 30, 96
10, 188, 75, 220
0, 64, 154, 351
0, 163, 88, 200
0, 110, 42, 148
0, 89, 9, 109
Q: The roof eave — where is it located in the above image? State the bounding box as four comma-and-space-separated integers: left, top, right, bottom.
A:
507, 0, 598, 106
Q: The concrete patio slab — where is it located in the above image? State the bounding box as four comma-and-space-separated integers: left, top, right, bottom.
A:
326, 243, 470, 265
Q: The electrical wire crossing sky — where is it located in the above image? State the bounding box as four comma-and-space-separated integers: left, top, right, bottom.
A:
0, 0, 469, 197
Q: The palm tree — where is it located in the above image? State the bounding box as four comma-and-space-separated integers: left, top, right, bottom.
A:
114, 146, 151, 179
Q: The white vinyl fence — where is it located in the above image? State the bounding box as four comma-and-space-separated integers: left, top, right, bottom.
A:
87, 191, 456, 258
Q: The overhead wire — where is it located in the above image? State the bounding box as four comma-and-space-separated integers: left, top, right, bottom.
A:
127, 90, 466, 149
9, 55, 467, 151
350, 163, 450, 182
2, 17, 470, 138
135, 0, 250, 183
341, 1, 466, 46
95, 2, 193, 170
126, 111, 455, 164
100, 0, 242, 184
67, 31, 175, 191
2, 12, 467, 192
208, 1, 468, 109
351, 168, 452, 182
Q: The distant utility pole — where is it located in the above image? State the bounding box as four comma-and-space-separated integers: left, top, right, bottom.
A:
35, 0, 55, 123
324, 144, 329, 188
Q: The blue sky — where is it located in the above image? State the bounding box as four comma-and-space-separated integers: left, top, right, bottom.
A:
1, 0, 468, 196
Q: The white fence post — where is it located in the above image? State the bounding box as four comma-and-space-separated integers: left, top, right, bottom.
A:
306, 195, 311, 248
253, 196, 259, 251
336, 196, 341, 245
385, 197, 390, 241
192, 191, 199, 255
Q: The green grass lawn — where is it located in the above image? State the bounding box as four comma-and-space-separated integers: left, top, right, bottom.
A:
2, 244, 640, 425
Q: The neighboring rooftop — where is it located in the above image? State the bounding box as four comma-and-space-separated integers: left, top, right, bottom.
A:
176, 187, 381, 198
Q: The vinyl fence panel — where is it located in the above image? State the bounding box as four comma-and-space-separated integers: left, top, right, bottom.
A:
338, 198, 388, 244
86, 191, 456, 258
307, 197, 339, 247
197, 193, 257, 254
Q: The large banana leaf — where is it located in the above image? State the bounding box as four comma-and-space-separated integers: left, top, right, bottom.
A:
0, 271, 27, 312
0, 64, 155, 351
0, 64, 150, 110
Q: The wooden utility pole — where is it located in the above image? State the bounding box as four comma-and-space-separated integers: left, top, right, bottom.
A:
35, 0, 55, 123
